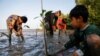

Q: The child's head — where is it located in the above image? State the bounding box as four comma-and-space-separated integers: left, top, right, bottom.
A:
21, 16, 28, 23
69, 5, 89, 28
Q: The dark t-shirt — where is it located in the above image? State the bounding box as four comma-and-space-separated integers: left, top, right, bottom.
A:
64, 24, 100, 56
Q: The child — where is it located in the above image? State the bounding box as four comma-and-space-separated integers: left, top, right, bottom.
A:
55, 10, 66, 32
7, 15, 28, 45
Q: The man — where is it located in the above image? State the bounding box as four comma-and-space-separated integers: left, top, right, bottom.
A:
7, 15, 28, 45
53, 5, 100, 56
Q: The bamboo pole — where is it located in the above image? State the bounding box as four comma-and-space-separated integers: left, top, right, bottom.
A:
41, 0, 48, 56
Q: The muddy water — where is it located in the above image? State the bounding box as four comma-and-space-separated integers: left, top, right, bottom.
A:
0, 30, 44, 56
0, 30, 73, 56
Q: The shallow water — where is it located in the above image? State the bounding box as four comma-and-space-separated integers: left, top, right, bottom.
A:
0, 29, 73, 56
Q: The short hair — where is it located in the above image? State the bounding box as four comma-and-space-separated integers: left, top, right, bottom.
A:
21, 16, 28, 23
69, 5, 89, 22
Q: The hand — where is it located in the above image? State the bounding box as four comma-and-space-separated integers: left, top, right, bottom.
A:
73, 49, 84, 56
15, 30, 22, 37
16, 32, 21, 37
73, 51, 78, 56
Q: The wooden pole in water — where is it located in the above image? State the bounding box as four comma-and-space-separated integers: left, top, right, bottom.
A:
36, 29, 37, 37
41, 0, 48, 56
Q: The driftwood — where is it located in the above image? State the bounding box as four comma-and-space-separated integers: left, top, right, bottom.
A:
0, 32, 9, 37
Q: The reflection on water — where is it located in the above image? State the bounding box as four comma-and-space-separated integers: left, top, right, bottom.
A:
0, 29, 72, 56
0, 30, 45, 56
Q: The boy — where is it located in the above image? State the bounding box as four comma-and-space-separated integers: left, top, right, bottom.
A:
53, 5, 100, 56
7, 15, 28, 45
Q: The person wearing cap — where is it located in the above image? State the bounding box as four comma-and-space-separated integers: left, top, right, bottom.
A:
6, 15, 28, 45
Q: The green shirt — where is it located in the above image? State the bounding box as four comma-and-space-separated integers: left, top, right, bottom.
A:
64, 24, 100, 56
